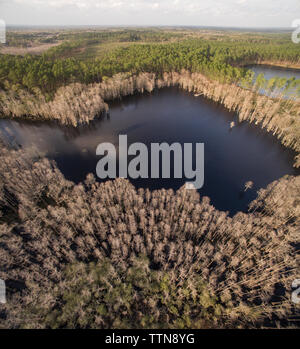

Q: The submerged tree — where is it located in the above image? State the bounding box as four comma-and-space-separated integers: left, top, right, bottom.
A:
244, 181, 254, 192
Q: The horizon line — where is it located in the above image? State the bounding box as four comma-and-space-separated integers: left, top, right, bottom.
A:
4, 24, 293, 30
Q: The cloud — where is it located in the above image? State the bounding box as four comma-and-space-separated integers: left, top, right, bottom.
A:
9, 0, 299, 16
2, 0, 300, 26
7, 0, 221, 16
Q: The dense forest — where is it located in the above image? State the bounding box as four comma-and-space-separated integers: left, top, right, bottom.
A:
0, 143, 299, 328
1, 30, 300, 97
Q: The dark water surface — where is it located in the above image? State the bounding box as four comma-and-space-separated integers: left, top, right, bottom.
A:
0, 87, 299, 215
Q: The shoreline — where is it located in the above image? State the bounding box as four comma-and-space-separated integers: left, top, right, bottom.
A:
0, 70, 300, 167
241, 61, 300, 70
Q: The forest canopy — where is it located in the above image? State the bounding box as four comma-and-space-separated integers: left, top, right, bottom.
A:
0, 144, 299, 329
1, 29, 300, 97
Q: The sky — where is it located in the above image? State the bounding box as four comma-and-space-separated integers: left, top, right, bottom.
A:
0, 0, 300, 28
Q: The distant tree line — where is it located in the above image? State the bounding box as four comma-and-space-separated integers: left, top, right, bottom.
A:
1, 36, 300, 98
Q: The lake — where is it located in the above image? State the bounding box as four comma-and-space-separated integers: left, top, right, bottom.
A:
0, 87, 299, 215
247, 64, 300, 98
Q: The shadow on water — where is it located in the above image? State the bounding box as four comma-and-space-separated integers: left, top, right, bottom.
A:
0, 86, 299, 215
